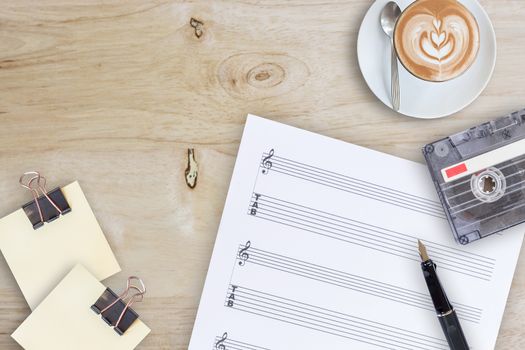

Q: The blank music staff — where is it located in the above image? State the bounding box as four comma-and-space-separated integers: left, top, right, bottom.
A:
213, 332, 270, 350
235, 243, 482, 323
259, 152, 446, 219
248, 193, 495, 281
225, 285, 449, 350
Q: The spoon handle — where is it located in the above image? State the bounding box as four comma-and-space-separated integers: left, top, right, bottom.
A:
391, 42, 400, 111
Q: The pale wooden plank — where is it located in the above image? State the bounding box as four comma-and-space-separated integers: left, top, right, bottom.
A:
0, 1, 523, 349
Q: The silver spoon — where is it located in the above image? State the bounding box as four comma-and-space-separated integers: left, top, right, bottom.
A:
380, 2, 402, 111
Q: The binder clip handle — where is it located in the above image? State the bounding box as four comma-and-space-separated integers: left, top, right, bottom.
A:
91, 276, 146, 335
100, 276, 146, 328
20, 171, 71, 229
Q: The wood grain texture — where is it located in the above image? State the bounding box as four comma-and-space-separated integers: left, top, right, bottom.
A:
0, 0, 524, 349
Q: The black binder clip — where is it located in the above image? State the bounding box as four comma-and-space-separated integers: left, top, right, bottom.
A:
91, 276, 146, 335
20, 172, 71, 229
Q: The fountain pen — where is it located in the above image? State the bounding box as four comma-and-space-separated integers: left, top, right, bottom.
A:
418, 240, 469, 350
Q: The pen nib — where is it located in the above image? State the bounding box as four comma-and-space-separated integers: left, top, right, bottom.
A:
418, 239, 430, 262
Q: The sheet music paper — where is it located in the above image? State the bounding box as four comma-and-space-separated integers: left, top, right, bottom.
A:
0, 181, 121, 310
189, 115, 524, 350
12, 264, 150, 350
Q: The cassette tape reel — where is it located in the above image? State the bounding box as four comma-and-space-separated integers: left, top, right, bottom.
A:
423, 108, 525, 244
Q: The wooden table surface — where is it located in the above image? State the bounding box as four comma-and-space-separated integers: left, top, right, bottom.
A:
0, 1, 524, 349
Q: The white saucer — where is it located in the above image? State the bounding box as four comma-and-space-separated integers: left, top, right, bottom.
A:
357, 0, 497, 119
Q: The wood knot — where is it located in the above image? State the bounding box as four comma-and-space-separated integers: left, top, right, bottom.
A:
254, 72, 270, 81
185, 148, 198, 189
247, 63, 285, 88
217, 53, 309, 100
190, 18, 204, 38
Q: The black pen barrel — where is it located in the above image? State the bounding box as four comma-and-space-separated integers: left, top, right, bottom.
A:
420, 258, 470, 349
421, 260, 452, 314
438, 310, 469, 350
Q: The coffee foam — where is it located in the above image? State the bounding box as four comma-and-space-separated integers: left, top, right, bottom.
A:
394, 0, 480, 82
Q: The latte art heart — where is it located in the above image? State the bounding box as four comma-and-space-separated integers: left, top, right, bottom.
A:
394, 0, 480, 82
425, 28, 452, 60
413, 15, 468, 64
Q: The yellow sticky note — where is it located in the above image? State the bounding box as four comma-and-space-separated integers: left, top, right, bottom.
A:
0, 181, 121, 310
12, 264, 150, 350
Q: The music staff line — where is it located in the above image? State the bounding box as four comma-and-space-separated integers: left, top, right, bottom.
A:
236, 244, 482, 323
260, 153, 446, 219
248, 196, 492, 280
258, 149, 495, 263
225, 285, 449, 350
256, 151, 493, 264
251, 194, 494, 270
248, 194, 494, 281
260, 152, 441, 211
213, 333, 270, 350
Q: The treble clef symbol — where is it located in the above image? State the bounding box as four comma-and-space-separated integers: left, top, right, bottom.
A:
215, 332, 228, 350
261, 149, 274, 174
238, 241, 251, 266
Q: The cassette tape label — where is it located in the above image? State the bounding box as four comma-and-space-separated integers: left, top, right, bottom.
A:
442, 137, 525, 182
423, 108, 525, 244
444, 163, 468, 180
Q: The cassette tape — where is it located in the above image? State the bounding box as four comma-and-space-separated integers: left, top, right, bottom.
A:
423, 108, 525, 244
